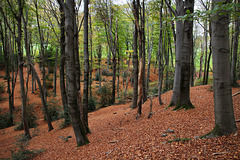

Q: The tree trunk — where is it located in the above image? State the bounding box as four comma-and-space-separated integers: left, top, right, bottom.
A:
59, 5, 70, 126
97, 45, 102, 89
30, 64, 53, 131
203, 18, 208, 85
17, 0, 31, 138
141, 0, 147, 103
1, 24, 13, 126
169, 0, 184, 107
157, 0, 164, 105
83, 0, 90, 133
199, 43, 204, 78
132, 0, 138, 109
57, 0, 89, 146
174, 0, 194, 110
53, 47, 58, 97
231, 0, 239, 86
210, 0, 237, 136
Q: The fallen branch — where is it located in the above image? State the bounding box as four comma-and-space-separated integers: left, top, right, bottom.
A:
212, 152, 228, 156
232, 91, 240, 97
108, 140, 118, 143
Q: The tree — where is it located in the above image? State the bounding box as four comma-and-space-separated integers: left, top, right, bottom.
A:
132, 0, 139, 109
166, 0, 194, 110
83, 0, 90, 132
210, 0, 237, 136
57, 0, 89, 146
231, 0, 239, 86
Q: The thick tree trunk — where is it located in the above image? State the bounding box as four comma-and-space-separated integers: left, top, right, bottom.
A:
169, 0, 184, 106
59, 5, 70, 126
211, 0, 237, 136
57, 0, 89, 146
174, 0, 194, 110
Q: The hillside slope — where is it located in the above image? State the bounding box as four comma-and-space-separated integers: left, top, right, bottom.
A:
0, 80, 239, 159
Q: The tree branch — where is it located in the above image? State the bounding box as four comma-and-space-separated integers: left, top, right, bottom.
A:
165, 0, 177, 17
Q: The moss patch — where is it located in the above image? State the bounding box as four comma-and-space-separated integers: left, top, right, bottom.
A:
200, 125, 222, 139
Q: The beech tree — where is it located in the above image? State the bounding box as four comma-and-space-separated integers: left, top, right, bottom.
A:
209, 0, 237, 136
166, 0, 194, 110
57, 0, 89, 146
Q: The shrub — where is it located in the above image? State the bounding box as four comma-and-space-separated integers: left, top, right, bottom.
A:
0, 109, 13, 129
14, 104, 38, 131
46, 98, 61, 122
45, 75, 53, 89
94, 71, 101, 81
96, 84, 112, 108
0, 82, 5, 94
88, 97, 96, 112
11, 134, 43, 160
102, 69, 109, 76
118, 89, 133, 104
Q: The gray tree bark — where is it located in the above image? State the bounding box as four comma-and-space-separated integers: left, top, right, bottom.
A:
83, 0, 90, 132
169, 0, 184, 106
57, 0, 89, 146
211, 0, 237, 136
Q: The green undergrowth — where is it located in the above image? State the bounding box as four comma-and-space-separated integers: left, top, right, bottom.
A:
11, 134, 44, 160
166, 137, 191, 143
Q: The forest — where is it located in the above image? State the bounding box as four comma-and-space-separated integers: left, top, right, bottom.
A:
0, 0, 239, 159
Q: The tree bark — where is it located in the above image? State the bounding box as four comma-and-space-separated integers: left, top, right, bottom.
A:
231, 0, 239, 86
59, 5, 70, 126
132, 0, 138, 109
17, 0, 31, 138
57, 0, 89, 146
211, 0, 237, 136
53, 47, 58, 97
169, 0, 184, 106
157, 0, 164, 105
83, 0, 90, 133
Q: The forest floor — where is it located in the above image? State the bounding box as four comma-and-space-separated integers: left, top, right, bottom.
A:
0, 65, 240, 159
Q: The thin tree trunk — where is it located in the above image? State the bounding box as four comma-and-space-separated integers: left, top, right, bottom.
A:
83, 0, 90, 133
231, 0, 239, 86
141, 0, 147, 103
53, 47, 58, 97
30, 64, 53, 131
157, 0, 164, 105
132, 0, 138, 109
203, 18, 208, 85
17, 0, 31, 138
